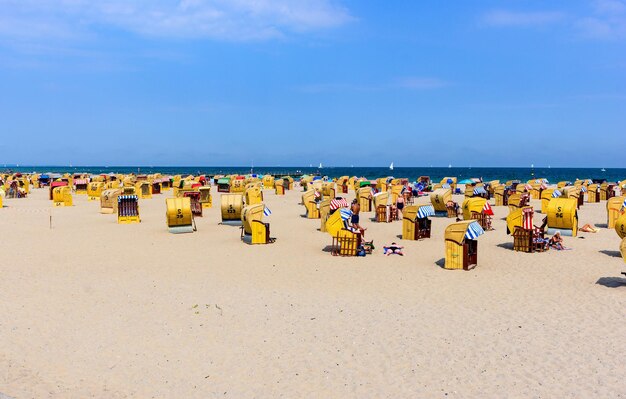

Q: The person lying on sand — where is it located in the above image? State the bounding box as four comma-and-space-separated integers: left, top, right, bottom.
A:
383, 243, 404, 256
579, 224, 598, 233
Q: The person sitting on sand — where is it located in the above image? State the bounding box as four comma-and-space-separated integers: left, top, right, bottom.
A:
549, 231, 566, 250
350, 199, 367, 236
383, 243, 404, 256
579, 224, 598, 233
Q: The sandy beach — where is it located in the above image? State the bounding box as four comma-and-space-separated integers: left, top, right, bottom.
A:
1, 187, 625, 398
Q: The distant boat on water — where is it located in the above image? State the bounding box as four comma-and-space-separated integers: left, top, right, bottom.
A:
318, 163, 323, 169
448, 164, 452, 168
601, 168, 606, 172
389, 162, 394, 171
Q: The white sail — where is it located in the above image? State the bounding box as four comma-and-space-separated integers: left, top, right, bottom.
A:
318, 163, 323, 169
389, 162, 394, 171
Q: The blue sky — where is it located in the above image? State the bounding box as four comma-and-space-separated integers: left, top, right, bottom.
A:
0, 0, 625, 167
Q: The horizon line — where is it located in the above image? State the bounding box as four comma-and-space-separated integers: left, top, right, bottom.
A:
2, 165, 620, 169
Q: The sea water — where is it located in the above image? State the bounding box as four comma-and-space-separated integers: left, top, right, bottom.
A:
5, 166, 626, 183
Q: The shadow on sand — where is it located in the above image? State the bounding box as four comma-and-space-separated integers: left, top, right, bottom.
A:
596, 277, 626, 288
599, 249, 621, 258
321, 245, 334, 253
496, 242, 514, 250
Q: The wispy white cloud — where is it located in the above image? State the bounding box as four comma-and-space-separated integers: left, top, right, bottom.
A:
481, 1, 626, 40
297, 77, 450, 93
482, 10, 565, 27
0, 0, 353, 43
593, 0, 626, 13
577, 0, 626, 39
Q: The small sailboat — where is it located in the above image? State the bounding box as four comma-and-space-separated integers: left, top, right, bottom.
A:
318, 163, 323, 169
448, 164, 452, 168
389, 162, 394, 171
601, 167, 606, 172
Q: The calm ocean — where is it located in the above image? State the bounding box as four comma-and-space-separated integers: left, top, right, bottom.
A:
5, 166, 626, 183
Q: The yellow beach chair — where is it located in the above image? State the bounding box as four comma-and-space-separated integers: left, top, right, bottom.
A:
100, 188, 122, 214
402, 204, 433, 240
135, 181, 152, 199
562, 186, 583, 208
358, 187, 372, 212
430, 188, 455, 217
321, 182, 336, 199
493, 184, 508, 206
199, 186, 212, 208
117, 195, 140, 224
615, 212, 626, 239
302, 189, 320, 219
245, 186, 264, 206
52, 186, 73, 207
506, 207, 546, 253
547, 197, 578, 237
462, 197, 492, 230
262, 175, 275, 189
615, 213, 626, 263
221, 193, 244, 223
241, 204, 274, 244
444, 220, 484, 270
87, 182, 105, 201
587, 184, 600, 203
373, 191, 390, 222
165, 197, 195, 234
600, 182, 616, 201
607, 196, 625, 229
440, 177, 457, 192
325, 210, 360, 256
74, 178, 89, 195
230, 177, 245, 193
319, 199, 331, 233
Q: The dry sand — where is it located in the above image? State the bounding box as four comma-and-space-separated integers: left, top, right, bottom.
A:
1, 187, 625, 398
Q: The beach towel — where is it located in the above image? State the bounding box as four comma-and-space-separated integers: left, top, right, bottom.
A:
339, 208, 353, 221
